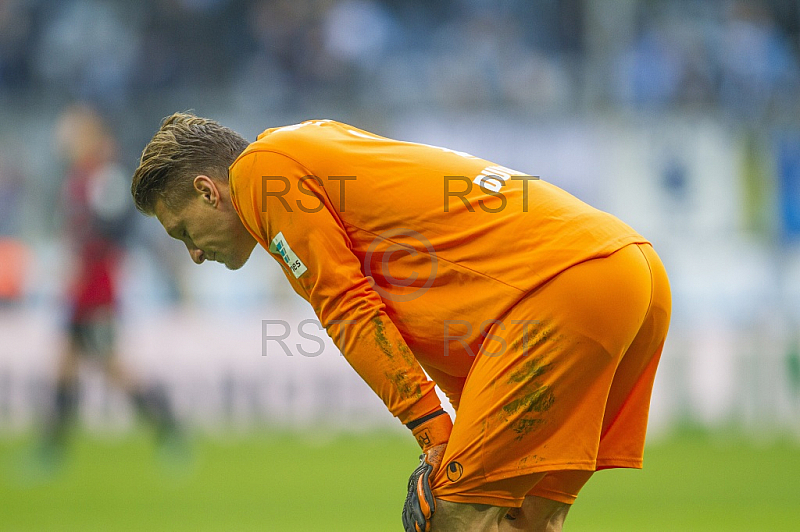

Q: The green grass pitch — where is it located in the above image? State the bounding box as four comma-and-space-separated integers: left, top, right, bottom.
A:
0, 428, 797, 531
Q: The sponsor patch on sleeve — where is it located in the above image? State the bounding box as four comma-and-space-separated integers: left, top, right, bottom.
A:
269, 231, 307, 278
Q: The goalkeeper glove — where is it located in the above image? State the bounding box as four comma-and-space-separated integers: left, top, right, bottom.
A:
402, 409, 453, 532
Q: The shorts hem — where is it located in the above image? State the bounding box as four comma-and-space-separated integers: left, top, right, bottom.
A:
526, 486, 579, 505
595, 458, 643, 470
435, 492, 524, 509
482, 460, 597, 483
480, 456, 644, 480
433, 458, 644, 508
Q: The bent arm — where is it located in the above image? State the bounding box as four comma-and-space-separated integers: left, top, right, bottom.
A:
230, 150, 443, 424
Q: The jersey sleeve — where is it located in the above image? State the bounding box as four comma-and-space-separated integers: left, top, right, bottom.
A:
230, 150, 443, 424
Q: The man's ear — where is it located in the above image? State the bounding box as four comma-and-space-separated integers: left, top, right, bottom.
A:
193, 175, 220, 207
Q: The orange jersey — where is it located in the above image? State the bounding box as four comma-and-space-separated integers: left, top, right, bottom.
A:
228, 120, 648, 424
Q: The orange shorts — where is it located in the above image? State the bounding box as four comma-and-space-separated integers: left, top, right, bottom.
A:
430, 242, 671, 507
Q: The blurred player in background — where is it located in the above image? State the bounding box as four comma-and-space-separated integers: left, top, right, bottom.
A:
37, 104, 182, 468
132, 113, 671, 532
0, 150, 29, 304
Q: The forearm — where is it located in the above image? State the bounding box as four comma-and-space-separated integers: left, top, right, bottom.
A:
325, 307, 441, 424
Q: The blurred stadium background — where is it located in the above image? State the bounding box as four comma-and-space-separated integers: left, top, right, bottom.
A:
1, 0, 799, 530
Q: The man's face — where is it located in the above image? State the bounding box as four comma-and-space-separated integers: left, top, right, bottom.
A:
153, 176, 256, 270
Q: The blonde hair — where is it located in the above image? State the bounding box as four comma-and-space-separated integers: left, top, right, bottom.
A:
131, 112, 249, 215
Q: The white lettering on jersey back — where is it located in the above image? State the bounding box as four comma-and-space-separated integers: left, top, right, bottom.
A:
473, 165, 526, 192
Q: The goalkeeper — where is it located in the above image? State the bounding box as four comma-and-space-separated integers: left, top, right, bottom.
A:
131, 114, 671, 531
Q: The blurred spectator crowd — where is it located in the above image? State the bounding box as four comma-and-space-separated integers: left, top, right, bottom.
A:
0, 0, 798, 119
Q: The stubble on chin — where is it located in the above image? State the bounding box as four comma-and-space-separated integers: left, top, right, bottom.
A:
225, 248, 254, 270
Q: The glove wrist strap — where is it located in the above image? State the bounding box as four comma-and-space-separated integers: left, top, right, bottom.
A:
406, 409, 446, 430
408, 409, 452, 451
